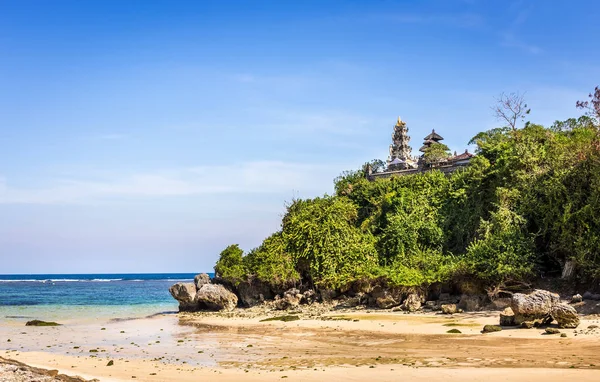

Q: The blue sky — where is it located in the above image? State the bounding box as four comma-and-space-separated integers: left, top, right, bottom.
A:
1, 0, 598, 273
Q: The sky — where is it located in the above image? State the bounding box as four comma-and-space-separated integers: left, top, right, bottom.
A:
1, 0, 599, 274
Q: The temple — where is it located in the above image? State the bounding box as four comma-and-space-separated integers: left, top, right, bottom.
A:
387, 117, 417, 170
368, 117, 473, 180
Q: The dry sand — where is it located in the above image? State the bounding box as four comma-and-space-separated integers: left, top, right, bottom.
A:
2, 310, 600, 381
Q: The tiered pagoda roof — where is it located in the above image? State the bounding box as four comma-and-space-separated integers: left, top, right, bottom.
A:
419, 129, 444, 152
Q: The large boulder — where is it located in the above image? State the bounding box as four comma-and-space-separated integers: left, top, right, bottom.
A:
370, 286, 401, 309
275, 288, 302, 310
551, 303, 580, 328
194, 273, 211, 289
169, 283, 197, 312
510, 289, 559, 326
401, 293, 422, 312
441, 304, 457, 314
195, 284, 238, 311
499, 307, 516, 326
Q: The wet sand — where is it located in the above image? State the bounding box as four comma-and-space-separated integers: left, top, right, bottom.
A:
2, 310, 600, 381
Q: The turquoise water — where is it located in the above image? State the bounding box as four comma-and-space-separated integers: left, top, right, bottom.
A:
0, 273, 211, 323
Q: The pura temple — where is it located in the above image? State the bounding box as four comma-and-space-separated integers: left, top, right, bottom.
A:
367, 117, 473, 180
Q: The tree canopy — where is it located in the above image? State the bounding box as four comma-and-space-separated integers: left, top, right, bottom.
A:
215, 87, 600, 294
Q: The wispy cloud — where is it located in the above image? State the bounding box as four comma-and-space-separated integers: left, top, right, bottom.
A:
0, 161, 343, 205
499, 5, 542, 54
500, 32, 542, 54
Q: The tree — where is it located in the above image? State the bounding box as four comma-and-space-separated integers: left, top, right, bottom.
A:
214, 244, 247, 284
423, 142, 451, 164
492, 92, 530, 130
576, 86, 600, 124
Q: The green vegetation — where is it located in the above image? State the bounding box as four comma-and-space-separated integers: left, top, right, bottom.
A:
423, 142, 451, 164
482, 325, 502, 333
259, 315, 301, 322
446, 329, 462, 334
25, 320, 61, 326
214, 88, 600, 295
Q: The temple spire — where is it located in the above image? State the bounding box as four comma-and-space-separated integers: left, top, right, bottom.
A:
387, 117, 414, 170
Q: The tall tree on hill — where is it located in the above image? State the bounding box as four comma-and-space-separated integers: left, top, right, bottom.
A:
492, 92, 530, 131
576, 86, 600, 125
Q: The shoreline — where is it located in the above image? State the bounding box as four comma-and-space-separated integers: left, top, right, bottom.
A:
2, 307, 600, 381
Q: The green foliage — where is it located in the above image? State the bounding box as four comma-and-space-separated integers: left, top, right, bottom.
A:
214, 105, 600, 291
282, 196, 378, 289
244, 232, 300, 289
423, 142, 451, 164
464, 197, 535, 286
214, 244, 247, 285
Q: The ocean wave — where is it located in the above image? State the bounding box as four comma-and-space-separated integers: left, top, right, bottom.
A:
0, 278, 123, 283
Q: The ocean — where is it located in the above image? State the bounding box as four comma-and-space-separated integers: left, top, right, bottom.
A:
0, 273, 210, 323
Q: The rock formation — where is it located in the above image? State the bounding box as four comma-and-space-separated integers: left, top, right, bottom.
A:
169, 282, 197, 311
505, 289, 580, 328
195, 284, 238, 311
510, 289, 559, 326
169, 274, 237, 312
550, 304, 580, 328
401, 293, 422, 312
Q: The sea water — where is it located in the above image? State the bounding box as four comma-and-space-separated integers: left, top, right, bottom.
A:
0, 273, 210, 323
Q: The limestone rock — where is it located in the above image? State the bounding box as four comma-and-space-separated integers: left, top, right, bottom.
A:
194, 273, 211, 289
318, 289, 338, 303
458, 294, 485, 312
169, 283, 197, 311
550, 303, 580, 328
376, 293, 400, 309
401, 293, 422, 312
369, 286, 401, 309
302, 290, 317, 305
338, 295, 363, 308
482, 325, 502, 333
571, 294, 583, 303
545, 327, 560, 334
510, 289, 559, 326
235, 279, 274, 307
275, 288, 302, 310
499, 307, 516, 326
441, 304, 457, 314
195, 284, 238, 311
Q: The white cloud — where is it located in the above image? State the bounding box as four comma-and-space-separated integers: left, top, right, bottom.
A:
0, 161, 344, 205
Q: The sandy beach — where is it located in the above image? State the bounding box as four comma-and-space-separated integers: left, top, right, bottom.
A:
2, 309, 600, 381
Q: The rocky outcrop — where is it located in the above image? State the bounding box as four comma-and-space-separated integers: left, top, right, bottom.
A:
194, 273, 211, 289
275, 288, 303, 310
441, 304, 457, 314
510, 289, 559, 326
169, 283, 197, 311
370, 286, 401, 309
499, 307, 516, 326
401, 293, 422, 312
195, 284, 238, 311
170, 274, 238, 312
0, 356, 98, 382
551, 303, 580, 328
458, 294, 485, 312
235, 278, 274, 307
